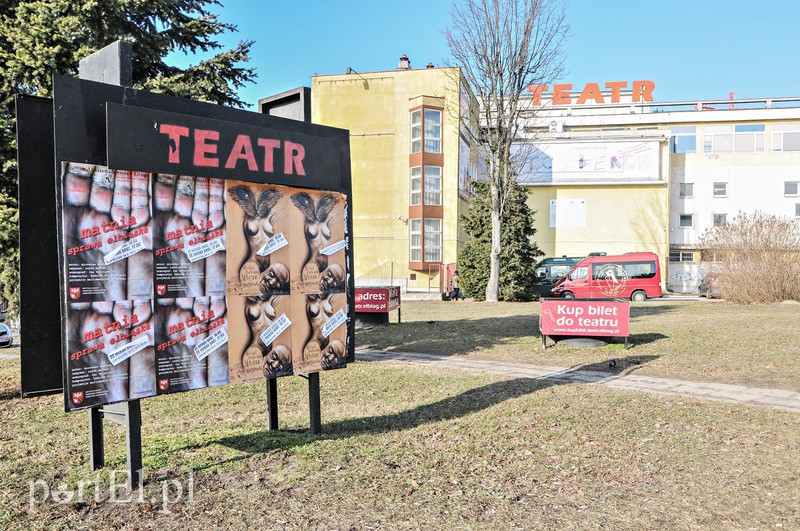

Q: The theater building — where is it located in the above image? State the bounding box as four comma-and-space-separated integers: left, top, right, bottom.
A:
262, 58, 800, 294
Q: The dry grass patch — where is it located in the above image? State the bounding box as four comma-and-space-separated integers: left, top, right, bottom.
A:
2, 358, 799, 529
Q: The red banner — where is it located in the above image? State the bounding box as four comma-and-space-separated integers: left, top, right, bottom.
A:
355, 287, 400, 313
540, 299, 629, 337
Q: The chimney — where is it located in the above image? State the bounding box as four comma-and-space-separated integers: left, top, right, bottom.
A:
426, 62, 435, 69
397, 54, 411, 70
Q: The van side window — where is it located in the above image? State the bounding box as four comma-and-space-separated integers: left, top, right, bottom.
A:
570, 266, 588, 280
626, 261, 656, 279
535, 266, 547, 280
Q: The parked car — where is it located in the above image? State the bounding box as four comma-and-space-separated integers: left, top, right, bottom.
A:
532, 256, 584, 298
698, 273, 721, 299
0, 322, 13, 348
551, 252, 663, 301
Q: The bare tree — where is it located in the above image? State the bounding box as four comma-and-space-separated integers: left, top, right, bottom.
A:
446, 0, 567, 301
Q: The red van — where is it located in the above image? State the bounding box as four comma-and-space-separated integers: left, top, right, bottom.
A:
550, 252, 663, 301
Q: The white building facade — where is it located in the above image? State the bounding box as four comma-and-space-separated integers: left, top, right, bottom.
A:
517, 83, 800, 293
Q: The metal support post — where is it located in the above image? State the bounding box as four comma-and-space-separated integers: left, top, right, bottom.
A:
266, 378, 279, 430
308, 372, 321, 435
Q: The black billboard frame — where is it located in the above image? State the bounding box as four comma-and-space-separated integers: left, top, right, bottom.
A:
16, 67, 355, 486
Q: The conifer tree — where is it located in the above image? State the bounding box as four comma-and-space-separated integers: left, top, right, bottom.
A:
458, 180, 543, 301
0, 0, 256, 316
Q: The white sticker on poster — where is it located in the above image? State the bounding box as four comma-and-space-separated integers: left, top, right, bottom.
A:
194, 327, 228, 360
256, 233, 289, 256
103, 236, 146, 265
322, 309, 347, 338
259, 313, 291, 346
186, 237, 225, 262
106, 335, 149, 366
320, 239, 347, 256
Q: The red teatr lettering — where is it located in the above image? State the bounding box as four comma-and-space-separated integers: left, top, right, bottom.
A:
527, 80, 656, 106
158, 124, 306, 176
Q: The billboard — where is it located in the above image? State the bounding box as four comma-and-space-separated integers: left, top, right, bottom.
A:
516, 140, 661, 185
41, 75, 354, 411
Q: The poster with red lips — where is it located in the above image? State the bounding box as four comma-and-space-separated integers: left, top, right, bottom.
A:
64, 298, 156, 410
61, 163, 153, 303
153, 295, 229, 395
153, 174, 227, 299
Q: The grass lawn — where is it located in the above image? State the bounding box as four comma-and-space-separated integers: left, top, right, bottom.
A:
1, 300, 799, 529
358, 299, 800, 391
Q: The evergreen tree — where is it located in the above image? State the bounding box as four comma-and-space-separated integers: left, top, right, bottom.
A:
458, 180, 543, 301
0, 0, 256, 317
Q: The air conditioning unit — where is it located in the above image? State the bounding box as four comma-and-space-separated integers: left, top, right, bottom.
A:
548, 120, 563, 133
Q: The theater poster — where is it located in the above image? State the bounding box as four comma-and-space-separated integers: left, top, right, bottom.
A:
61, 163, 157, 409
225, 182, 348, 381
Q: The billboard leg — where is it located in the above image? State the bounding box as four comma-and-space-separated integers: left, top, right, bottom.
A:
89, 406, 104, 470
125, 400, 143, 490
266, 378, 279, 430
308, 373, 321, 435
88, 400, 143, 489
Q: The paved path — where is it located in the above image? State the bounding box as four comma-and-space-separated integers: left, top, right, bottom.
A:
356, 348, 800, 412
0, 353, 17, 360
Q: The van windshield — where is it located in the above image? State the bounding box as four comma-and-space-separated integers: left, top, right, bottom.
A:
551, 265, 572, 279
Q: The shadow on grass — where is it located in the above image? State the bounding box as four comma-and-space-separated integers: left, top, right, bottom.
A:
357, 314, 537, 356
217, 354, 659, 454
357, 305, 679, 356
630, 303, 681, 318
0, 388, 20, 400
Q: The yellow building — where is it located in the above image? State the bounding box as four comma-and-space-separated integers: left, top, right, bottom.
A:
309, 57, 476, 293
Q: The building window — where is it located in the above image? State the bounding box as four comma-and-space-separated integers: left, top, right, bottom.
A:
410, 218, 442, 263
713, 182, 727, 197
796, 203, 800, 218
424, 166, 442, 205
424, 109, 442, 153
669, 251, 695, 262
772, 123, 800, 151
410, 110, 422, 153
703, 124, 764, 153
410, 166, 421, 205
679, 183, 694, 198
679, 214, 693, 228
424, 218, 442, 262
786, 181, 799, 196
410, 219, 422, 261
713, 213, 727, 226
670, 126, 696, 154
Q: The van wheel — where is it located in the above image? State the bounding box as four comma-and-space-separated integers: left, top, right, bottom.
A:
562, 291, 575, 299
631, 290, 647, 302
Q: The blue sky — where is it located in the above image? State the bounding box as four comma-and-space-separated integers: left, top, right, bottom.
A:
174, 0, 800, 109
